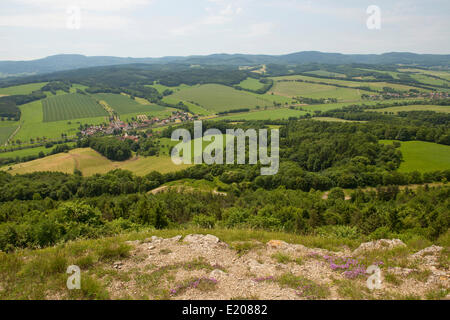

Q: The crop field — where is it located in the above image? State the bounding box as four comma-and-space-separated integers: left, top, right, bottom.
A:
93, 93, 167, 115
370, 105, 450, 114
270, 80, 367, 102
42, 93, 108, 122
380, 140, 450, 173
168, 84, 291, 113
238, 78, 265, 90
0, 82, 47, 95
215, 108, 307, 121
2, 148, 191, 176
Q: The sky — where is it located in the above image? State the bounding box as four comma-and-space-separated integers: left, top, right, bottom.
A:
0, 0, 449, 60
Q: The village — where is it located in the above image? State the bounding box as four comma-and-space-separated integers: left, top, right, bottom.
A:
80, 110, 196, 142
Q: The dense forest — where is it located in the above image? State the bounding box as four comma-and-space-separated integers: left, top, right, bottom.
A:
0, 168, 448, 252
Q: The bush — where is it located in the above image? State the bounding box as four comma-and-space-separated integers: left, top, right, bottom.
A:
192, 214, 216, 228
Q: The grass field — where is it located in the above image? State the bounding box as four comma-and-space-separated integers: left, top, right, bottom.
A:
238, 78, 265, 91
270, 80, 367, 102
380, 140, 450, 173
168, 84, 289, 113
93, 93, 167, 115
1, 148, 192, 176
371, 105, 450, 114
0, 82, 47, 95
215, 108, 307, 121
43, 93, 108, 122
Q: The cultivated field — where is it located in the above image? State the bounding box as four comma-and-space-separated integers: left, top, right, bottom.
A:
381, 140, 450, 173
0, 82, 47, 95
2, 148, 191, 176
43, 93, 108, 122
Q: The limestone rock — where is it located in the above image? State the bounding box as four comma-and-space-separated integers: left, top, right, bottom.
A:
353, 239, 406, 255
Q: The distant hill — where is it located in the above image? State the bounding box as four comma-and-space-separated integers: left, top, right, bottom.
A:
0, 52, 449, 78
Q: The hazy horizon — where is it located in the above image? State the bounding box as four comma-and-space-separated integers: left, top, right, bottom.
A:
1, 0, 449, 61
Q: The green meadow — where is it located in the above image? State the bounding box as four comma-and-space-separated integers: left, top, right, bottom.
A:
380, 140, 450, 173
0, 82, 47, 95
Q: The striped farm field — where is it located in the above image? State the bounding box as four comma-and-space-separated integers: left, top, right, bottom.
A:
93, 93, 166, 115
43, 93, 108, 122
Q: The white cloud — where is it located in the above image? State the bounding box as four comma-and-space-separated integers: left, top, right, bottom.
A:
10, 0, 154, 11
0, 12, 131, 30
245, 22, 273, 37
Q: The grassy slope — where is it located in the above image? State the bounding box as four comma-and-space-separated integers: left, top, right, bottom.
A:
0, 227, 447, 300
381, 140, 450, 173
